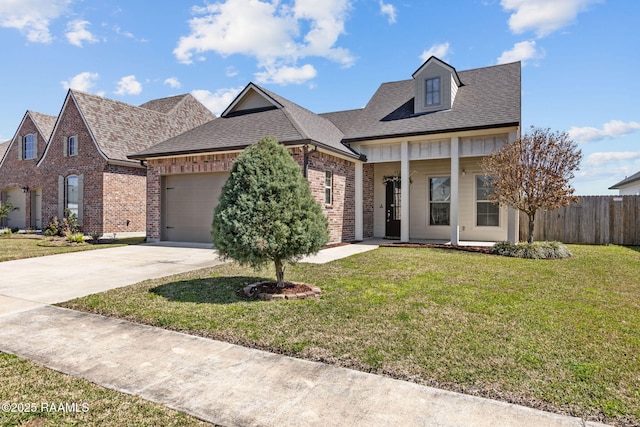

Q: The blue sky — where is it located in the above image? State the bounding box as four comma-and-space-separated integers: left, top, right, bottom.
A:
0, 0, 638, 194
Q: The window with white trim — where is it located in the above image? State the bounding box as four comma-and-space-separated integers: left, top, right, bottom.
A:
325, 170, 333, 205
425, 77, 441, 106
429, 177, 450, 225
476, 176, 499, 226
23, 134, 35, 159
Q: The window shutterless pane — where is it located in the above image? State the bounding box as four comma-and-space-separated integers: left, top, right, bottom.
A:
24, 135, 35, 159
430, 203, 450, 225
66, 175, 79, 216
430, 177, 451, 201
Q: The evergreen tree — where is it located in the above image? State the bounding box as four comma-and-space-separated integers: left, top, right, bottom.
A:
212, 137, 329, 287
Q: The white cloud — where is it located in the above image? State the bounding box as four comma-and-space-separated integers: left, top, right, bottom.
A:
584, 152, 640, 168
0, 0, 71, 43
501, 0, 602, 37
61, 71, 99, 92
65, 19, 98, 47
115, 75, 142, 95
191, 87, 243, 116
173, 0, 354, 85
569, 120, 640, 143
379, 1, 397, 24
497, 40, 544, 65
255, 63, 317, 85
164, 77, 181, 89
420, 42, 450, 62
225, 66, 238, 77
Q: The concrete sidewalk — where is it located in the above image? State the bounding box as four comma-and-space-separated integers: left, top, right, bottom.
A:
0, 306, 609, 427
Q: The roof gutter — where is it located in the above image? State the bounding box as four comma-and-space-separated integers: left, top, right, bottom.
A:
128, 138, 363, 162
108, 158, 146, 169
341, 122, 521, 144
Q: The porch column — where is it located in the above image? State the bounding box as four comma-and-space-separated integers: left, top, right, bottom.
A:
355, 161, 363, 241
401, 140, 410, 242
450, 137, 460, 245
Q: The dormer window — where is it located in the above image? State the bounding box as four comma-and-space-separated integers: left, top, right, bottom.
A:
412, 56, 462, 115
425, 77, 441, 106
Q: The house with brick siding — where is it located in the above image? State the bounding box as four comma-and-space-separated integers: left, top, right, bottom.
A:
0, 111, 57, 229
131, 57, 522, 245
0, 90, 214, 234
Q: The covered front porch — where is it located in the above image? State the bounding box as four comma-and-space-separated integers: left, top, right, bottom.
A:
351, 132, 520, 245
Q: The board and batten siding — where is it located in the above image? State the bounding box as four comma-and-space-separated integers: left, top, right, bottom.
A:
356, 134, 508, 163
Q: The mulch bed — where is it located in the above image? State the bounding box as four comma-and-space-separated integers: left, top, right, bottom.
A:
379, 242, 492, 254
243, 281, 322, 301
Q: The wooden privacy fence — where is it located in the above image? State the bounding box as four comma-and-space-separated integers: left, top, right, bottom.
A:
519, 195, 640, 245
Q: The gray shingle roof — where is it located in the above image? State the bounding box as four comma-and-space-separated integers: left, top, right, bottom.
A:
70, 90, 214, 162
132, 61, 521, 160
335, 61, 521, 142
609, 170, 640, 189
132, 83, 359, 159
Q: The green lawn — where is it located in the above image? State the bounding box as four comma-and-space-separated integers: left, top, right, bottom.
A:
0, 234, 145, 262
61, 245, 640, 426
0, 352, 212, 426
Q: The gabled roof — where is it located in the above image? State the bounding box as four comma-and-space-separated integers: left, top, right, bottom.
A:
131, 61, 521, 161
132, 83, 359, 159
337, 61, 521, 143
42, 90, 214, 164
609, 170, 640, 189
28, 111, 57, 140
0, 110, 57, 167
412, 56, 462, 87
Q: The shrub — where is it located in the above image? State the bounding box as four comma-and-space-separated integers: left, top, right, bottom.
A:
10, 227, 19, 234
491, 241, 572, 259
0, 201, 13, 221
89, 231, 101, 244
44, 216, 61, 236
44, 210, 79, 237
66, 232, 85, 244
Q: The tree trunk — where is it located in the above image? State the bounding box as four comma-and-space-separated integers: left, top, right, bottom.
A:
275, 259, 285, 288
527, 212, 536, 244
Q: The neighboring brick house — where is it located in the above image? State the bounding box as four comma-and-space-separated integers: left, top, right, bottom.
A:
0, 111, 57, 229
131, 57, 522, 245
0, 90, 214, 233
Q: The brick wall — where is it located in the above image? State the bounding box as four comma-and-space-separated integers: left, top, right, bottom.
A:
0, 115, 43, 228
102, 164, 147, 233
146, 148, 358, 244
290, 148, 356, 243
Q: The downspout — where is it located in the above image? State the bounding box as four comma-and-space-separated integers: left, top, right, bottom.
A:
302, 144, 318, 178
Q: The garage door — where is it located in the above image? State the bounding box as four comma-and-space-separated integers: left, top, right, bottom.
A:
4, 188, 26, 229
161, 173, 228, 243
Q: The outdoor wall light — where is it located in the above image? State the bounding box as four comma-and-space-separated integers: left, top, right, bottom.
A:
21, 186, 29, 193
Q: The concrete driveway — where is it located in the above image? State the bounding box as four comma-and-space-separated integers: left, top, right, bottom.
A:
0, 243, 225, 316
